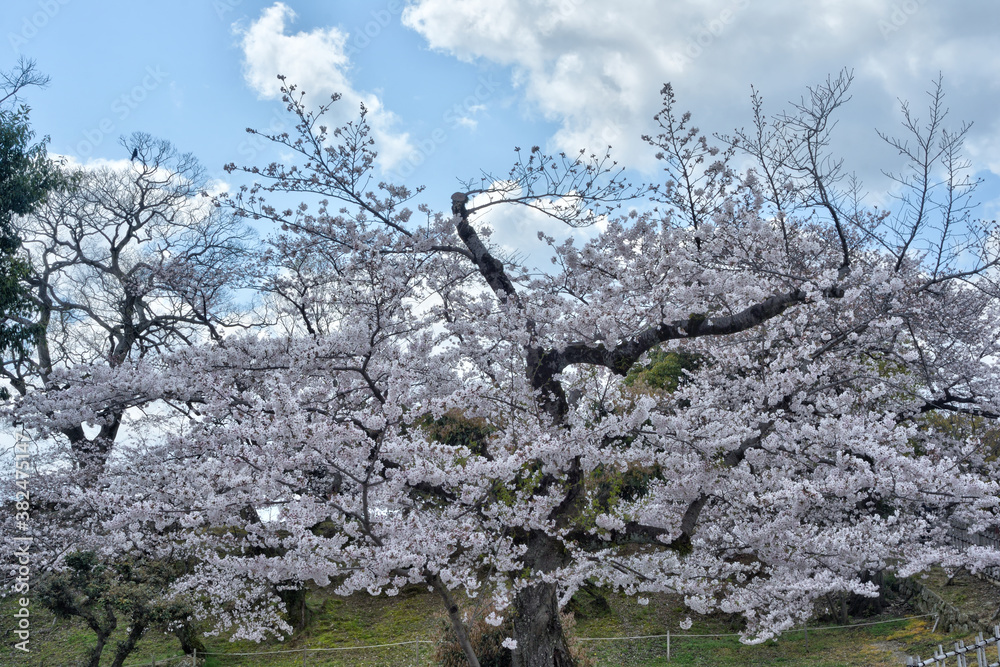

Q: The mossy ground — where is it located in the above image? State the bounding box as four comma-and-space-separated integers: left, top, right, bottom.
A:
918, 566, 1000, 624
0, 581, 987, 666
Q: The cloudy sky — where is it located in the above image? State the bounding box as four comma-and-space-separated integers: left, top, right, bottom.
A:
3, 0, 999, 264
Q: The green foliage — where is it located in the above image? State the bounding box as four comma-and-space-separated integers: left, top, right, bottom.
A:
417, 409, 494, 456
36, 551, 199, 667
566, 582, 612, 620
588, 463, 664, 516
921, 411, 1000, 460
624, 348, 702, 393
0, 96, 63, 376
0, 107, 60, 226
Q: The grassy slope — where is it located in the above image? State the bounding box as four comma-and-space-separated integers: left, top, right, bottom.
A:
0, 582, 987, 666
571, 591, 943, 667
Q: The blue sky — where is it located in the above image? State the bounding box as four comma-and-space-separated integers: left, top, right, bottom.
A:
3, 1, 549, 202
3, 0, 1000, 264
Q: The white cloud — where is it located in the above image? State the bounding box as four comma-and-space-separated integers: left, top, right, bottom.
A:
236, 2, 415, 170
53, 155, 134, 173
50, 154, 229, 219
402, 0, 1000, 197
468, 182, 610, 272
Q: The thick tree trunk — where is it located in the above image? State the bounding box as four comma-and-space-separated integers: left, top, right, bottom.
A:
82, 607, 115, 667
280, 587, 311, 631
511, 580, 575, 667
65, 413, 121, 476
510, 534, 577, 667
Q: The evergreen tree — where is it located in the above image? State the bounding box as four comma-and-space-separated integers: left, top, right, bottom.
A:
0, 59, 61, 393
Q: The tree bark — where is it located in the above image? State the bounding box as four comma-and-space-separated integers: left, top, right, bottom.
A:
173, 619, 206, 655
432, 575, 481, 667
511, 580, 575, 667
83, 621, 112, 667
449, 193, 581, 666
510, 534, 577, 667
280, 587, 311, 632
110, 620, 146, 667
86, 634, 107, 667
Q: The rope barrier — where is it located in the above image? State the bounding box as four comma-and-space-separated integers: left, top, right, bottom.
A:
123, 613, 937, 664
575, 613, 935, 641
199, 639, 434, 656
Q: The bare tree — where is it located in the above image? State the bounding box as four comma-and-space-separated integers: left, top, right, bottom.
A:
5, 133, 253, 470
0, 56, 49, 107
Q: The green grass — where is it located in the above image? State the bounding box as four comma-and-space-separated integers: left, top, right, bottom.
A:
0, 596, 189, 666
568, 589, 966, 667
0, 583, 983, 666
577, 617, 934, 667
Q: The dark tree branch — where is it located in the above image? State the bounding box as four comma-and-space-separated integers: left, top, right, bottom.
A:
451, 192, 518, 301
544, 285, 842, 380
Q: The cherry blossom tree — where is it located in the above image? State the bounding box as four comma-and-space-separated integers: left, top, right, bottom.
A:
9, 72, 1000, 667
